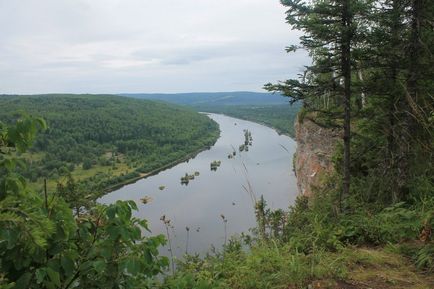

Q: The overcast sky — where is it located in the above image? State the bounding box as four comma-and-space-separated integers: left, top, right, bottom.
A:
0, 0, 309, 94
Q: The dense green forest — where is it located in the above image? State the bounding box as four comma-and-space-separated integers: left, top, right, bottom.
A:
196, 103, 301, 136
125, 92, 301, 137
0, 94, 219, 194
122, 91, 288, 106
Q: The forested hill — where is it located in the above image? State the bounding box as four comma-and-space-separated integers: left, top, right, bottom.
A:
0, 94, 219, 194
122, 91, 300, 137
196, 103, 301, 137
121, 91, 288, 106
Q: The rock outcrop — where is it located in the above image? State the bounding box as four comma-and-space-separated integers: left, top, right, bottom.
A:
294, 116, 340, 196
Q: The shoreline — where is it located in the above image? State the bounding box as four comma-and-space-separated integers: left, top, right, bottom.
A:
102, 130, 220, 194
100, 112, 296, 196
203, 112, 294, 138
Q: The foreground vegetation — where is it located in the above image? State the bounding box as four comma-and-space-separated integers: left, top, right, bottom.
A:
1, 117, 170, 289
1, 118, 433, 289
197, 104, 300, 137
0, 94, 219, 196
163, 192, 434, 288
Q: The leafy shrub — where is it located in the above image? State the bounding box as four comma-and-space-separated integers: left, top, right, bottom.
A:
0, 116, 168, 289
338, 202, 420, 245
415, 243, 434, 272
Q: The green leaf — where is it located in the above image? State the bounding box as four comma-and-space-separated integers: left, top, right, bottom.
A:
127, 200, 138, 211
80, 261, 93, 272
14, 272, 31, 289
35, 117, 47, 130
124, 257, 142, 275
100, 246, 113, 259
2, 159, 14, 171
46, 267, 61, 287
35, 268, 46, 284
144, 249, 153, 264
61, 256, 75, 275
106, 206, 116, 219
92, 260, 106, 273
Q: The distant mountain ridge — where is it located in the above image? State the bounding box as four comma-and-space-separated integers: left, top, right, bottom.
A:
120, 91, 289, 106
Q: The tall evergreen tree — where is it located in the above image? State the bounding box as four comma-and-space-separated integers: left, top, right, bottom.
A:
355, 0, 433, 203
265, 0, 368, 208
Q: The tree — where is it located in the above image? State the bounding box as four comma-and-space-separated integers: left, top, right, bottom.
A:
265, 0, 367, 208
82, 159, 93, 170
352, 0, 434, 203
0, 116, 168, 288
268, 0, 433, 206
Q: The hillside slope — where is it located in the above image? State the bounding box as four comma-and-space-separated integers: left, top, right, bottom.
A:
196, 103, 301, 137
122, 91, 300, 137
121, 91, 288, 106
0, 94, 219, 194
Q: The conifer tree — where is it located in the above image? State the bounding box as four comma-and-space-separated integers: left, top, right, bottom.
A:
266, 0, 369, 208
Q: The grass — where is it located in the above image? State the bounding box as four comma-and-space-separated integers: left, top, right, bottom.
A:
341, 247, 434, 289
28, 161, 134, 193
169, 244, 434, 289
26, 140, 218, 196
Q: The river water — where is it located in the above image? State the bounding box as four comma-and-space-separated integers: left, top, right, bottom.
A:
99, 113, 298, 256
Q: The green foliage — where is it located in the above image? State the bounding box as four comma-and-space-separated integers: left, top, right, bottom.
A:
164, 192, 433, 288
164, 238, 349, 289
0, 116, 168, 288
196, 104, 300, 137
0, 116, 46, 196
286, 194, 431, 249
82, 159, 93, 170
391, 211, 434, 272
338, 202, 421, 245
415, 243, 434, 272
163, 273, 220, 289
266, 0, 434, 206
0, 94, 219, 196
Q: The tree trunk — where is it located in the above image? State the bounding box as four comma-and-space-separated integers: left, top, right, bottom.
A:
395, 0, 423, 201
341, 0, 352, 210
388, 0, 402, 203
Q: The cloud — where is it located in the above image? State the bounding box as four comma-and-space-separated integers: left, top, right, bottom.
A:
0, 0, 309, 94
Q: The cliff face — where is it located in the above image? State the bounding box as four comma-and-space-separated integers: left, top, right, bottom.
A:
294, 117, 340, 196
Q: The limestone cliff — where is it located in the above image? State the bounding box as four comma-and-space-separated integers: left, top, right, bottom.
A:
294, 116, 340, 196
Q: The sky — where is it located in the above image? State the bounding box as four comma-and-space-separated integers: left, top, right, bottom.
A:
0, 0, 309, 94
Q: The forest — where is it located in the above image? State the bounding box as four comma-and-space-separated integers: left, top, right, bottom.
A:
196, 103, 301, 136
125, 92, 301, 137
0, 94, 219, 195
123, 91, 288, 106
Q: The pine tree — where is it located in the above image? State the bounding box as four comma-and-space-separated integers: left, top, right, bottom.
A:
265, 0, 369, 208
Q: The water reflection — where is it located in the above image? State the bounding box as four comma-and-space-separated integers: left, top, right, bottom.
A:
99, 113, 298, 256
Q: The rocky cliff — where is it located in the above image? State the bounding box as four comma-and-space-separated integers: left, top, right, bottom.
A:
294, 116, 340, 196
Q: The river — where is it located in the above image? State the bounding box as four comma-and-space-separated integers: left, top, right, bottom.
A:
98, 113, 298, 256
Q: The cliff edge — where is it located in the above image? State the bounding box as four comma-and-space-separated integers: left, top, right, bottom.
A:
294, 116, 340, 196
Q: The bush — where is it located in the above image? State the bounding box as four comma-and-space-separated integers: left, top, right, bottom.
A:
337, 202, 421, 245
82, 159, 93, 170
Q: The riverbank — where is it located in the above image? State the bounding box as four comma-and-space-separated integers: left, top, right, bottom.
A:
207, 112, 292, 137
102, 111, 295, 197
28, 119, 220, 199
99, 113, 298, 256
196, 104, 300, 137
102, 133, 220, 194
